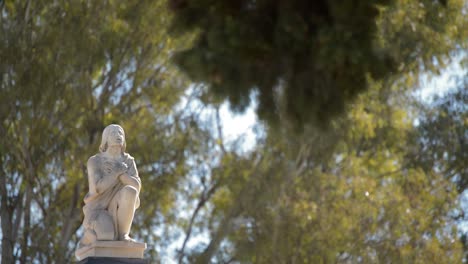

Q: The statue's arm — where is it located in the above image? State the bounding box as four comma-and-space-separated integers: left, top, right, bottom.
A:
88, 157, 118, 194
119, 159, 141, 192
120, 175, 141, 192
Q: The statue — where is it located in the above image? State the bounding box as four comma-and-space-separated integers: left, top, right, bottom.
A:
77, 124, 142, 249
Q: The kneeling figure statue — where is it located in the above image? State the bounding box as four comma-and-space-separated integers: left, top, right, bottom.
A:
78, 124, 141, 247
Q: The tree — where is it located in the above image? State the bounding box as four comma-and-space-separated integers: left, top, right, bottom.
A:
169, 0, 466, 129
1, 0, 466, 262
174, 81, 463, 263
0, 0, 204, 262
407, 78, 468, 260
409, 83, 467, 192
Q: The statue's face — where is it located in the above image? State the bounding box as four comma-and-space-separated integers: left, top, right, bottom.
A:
107, 126, 125, 148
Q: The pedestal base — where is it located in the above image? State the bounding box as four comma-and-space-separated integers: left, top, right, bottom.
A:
75, 241, 147, 261
78, 257, 149, 264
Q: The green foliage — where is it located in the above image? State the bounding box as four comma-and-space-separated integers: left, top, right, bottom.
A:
1, 0, 466, 263
169, 0, 467, 130
408, 84, 467, 192
0, 0, 197, 262
407, 80, 468, 260
179, 82, 463, 263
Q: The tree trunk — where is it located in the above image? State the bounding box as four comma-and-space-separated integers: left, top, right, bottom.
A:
0, 170, 14, 264
19, 185, 32, 264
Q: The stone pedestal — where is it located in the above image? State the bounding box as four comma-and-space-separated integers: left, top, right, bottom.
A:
75, 241, 146, 261
78, 257, 149, 264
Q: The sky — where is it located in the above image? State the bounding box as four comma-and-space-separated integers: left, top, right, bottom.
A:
219, 100, 258, 152
416, 55, 466, 101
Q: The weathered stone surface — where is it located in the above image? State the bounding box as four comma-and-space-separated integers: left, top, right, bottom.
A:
76, 241, 147, 261
78, 256, 149, 264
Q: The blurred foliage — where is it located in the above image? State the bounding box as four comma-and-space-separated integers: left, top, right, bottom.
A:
408, 83, 467, 192
407, 78, 468, 261
0, 0, 198, 262
169, 0, 467, 130
0, 0, 467, 263
177, 80, 464, 263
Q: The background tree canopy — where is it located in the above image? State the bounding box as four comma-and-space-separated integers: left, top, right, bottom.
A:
169, 0, 466, 129
0, 0, 467, 263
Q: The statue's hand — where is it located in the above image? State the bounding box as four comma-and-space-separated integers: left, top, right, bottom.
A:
115, 161, 128, 175
103, 160, 114, 175
103, 160, 128, 177
119, 172, 130, 182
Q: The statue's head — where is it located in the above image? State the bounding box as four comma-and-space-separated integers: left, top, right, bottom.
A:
99, 124, 126, 153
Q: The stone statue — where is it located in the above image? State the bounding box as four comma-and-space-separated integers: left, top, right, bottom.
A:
78, 124, 141, 247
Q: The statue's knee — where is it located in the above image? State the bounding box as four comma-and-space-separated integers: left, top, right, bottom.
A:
121, 185, 138, 200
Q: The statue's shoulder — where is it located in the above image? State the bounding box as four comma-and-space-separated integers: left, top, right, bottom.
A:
87, 154, 104, 167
